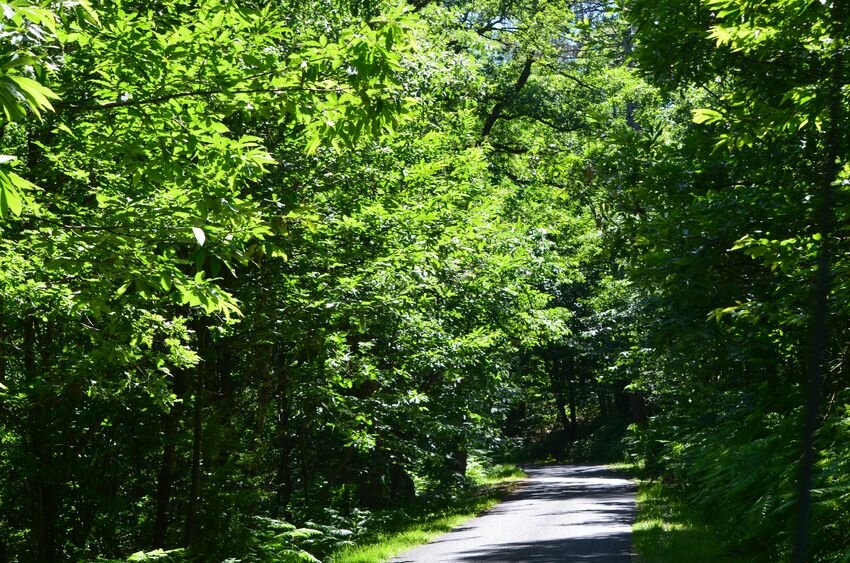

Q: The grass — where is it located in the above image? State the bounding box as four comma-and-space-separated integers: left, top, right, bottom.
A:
609, 462, 751, 562
621, 465, 753, 563
468, 461, 526, 486
330, 464, 525, 563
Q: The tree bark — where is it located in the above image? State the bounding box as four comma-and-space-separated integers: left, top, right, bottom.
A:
629, 391, 649, 428
568, 376, 578, 441
0, 302, 6, 389
275, 375, 293, 516
184, 321, 208, 548
152, 368, 187, 547
389, 461, 416, 504
550, 358, 570, 438
481, 57, 535, 139
793, 3, 846, 559
24, 318, 59, 562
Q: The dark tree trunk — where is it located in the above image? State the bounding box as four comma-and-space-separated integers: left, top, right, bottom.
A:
0, 302, 6, 388
360, 455, 391, 509
481, 57, 535, 139
568, 376, 578, 441
275, 380, 293, 516
25, 318, 59, 562
33, 485, 58, 563
276, 444, 293, 516
448, 432, 468, 477
254, 344, 274, 438
629, 391, 648, 428
217, 345, 234, 406
550, 358, 571, 440
23, 315, 34, 379
152, 369, 187, 547
33, 479, 58, 562
450, 447, 468, 476
184, 321, 208, 548
598, 386, 609, 419
623, 28, 641, 131
613, 383, 630, 417
299, 422, 312, 505
793, 3, 845, 559
0, 303, 8, 563
332, 447, 355, 515
389, 461, 416, 504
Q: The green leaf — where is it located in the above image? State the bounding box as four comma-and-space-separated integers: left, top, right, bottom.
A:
692, 108, 724, 125
115, 280, 131, 296
192, 227, 206, 246
0, 171, 22, 217
9, 75, 59, 118
0, 55, 37, 71
305, 132, 321, 155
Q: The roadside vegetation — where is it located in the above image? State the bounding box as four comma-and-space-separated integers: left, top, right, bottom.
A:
632, 481, 750, 563
331, 461, 525, 563
609, 462, 751, 563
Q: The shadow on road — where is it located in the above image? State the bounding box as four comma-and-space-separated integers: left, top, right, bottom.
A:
451, 533, 633, 561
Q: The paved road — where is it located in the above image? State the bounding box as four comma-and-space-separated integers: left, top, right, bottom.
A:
391, 465, 635, 562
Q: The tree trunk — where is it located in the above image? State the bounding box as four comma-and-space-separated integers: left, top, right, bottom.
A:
568, 376, 578, 441
275, 378, 293, 516
793, 3, 845, 559
481, 57, 535, 139
389, 461, 416, 504
598, 385, 609, 419
299, 421, 312, 505
184, 321, 208, 548
0, 302, 6, 388
254, 343, 274, 438
550, 359, 570, 438
152, 369, 187, 547
25, 318, 59, 562
448, 431, 468, 477
629, 391, 648, 428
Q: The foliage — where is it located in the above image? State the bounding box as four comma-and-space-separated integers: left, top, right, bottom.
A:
0, 1, 587, 561
632, 480, 750, 563
0, 0, 847, 561
608, 0, 850, 559
330, 459, 525, 563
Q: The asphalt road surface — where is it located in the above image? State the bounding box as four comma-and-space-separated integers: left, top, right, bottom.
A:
391, 465, 635, 562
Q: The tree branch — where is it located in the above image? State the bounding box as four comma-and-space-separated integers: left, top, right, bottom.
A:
481, 57, 535, 139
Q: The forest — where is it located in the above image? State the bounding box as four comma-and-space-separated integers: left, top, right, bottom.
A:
0, 0, 847, 561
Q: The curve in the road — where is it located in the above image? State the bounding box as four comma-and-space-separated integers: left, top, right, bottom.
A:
391, 464, 636, 562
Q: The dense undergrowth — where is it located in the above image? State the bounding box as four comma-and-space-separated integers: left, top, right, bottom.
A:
331, 461, 525, 563
625, 391, 850, 562
630, 479, 751, 563
107, 459, 524, 563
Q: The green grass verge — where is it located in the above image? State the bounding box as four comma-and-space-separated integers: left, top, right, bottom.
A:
622, 468, 752, 563
330, 465, 525, 563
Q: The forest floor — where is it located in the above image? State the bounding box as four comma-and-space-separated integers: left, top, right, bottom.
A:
387, 464, 636, 562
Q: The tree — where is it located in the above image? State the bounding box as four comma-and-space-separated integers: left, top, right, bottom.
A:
607, 0, 850, 557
